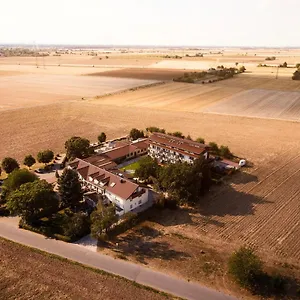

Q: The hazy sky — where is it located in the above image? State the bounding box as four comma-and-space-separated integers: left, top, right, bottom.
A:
1, 0, 299, 46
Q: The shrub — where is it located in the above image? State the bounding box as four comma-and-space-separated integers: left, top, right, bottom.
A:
208, 142, 219, 154
23, 155, 36, 168
228, 246, 263, 289
1, 157, 19, 174
219, 145, 233, 159
196, 137, 205, 144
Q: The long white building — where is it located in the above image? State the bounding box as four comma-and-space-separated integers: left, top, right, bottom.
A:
68, 158, 149, 216
148, 132, 210, 164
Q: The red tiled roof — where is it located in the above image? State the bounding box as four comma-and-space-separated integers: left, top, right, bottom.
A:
149, 133, 208, 156
69, 158, 139, 200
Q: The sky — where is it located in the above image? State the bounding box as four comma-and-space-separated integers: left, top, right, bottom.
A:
0, 0, 299, 47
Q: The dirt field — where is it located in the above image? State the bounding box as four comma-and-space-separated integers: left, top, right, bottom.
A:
1, 50, 300, 297
204, 88, 300, 121
90, 81, 243, 112
0, 238, 168, 300
0, 74, 156, 111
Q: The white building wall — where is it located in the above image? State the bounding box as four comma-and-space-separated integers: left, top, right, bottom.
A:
123, 188, 149, 213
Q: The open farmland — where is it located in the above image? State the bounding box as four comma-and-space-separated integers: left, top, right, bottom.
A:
0, 238, 167, 300
204, 88, 300, 121
87, 68, 187, 81
0, 74, 156, 111
91, 81, 243, 112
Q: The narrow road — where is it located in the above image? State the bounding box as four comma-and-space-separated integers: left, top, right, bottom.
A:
0, 218, 237, 300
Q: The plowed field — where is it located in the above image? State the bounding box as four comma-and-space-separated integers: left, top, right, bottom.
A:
0, 74, 156, 111
90, 81, 243, 112
204, 88, 300, 121
0, 238, 167, 300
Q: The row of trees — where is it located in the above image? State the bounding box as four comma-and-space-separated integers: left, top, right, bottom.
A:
0, 150, 55, 175
135, 156, 212, 205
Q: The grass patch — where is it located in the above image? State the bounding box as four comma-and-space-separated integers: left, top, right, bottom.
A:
0, 237, 178, 299
121, 161, 140, 171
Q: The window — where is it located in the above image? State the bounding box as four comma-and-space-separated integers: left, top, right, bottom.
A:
130, 204, 133, 209
138, 200, 142, 204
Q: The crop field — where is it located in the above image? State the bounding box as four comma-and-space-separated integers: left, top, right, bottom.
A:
0, 74, 156, 111
188, 148, 300, 265
203, 88, 300, 121
91, 81, 243, 112
0, 238, 167, 300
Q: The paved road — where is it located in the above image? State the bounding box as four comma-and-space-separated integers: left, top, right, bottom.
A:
0, 218, 237, 300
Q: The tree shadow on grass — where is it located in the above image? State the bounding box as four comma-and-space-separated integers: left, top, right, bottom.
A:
109, 226, 190, 265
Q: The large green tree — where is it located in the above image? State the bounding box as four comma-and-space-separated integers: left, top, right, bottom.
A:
37, 150, 54, 165
134, 156, 160, 182
2, 169, 38, 198
65, 136, 91, 160
159, 162, 201, 204
97, 132, 106, 143
91, 203, 117, 239
58, 168, 83, 208
1, 157, 19, 174
23, 154, 36, 169
7, 180, 58, 223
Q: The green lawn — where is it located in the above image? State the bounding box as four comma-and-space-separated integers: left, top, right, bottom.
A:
121, 161, 140, 171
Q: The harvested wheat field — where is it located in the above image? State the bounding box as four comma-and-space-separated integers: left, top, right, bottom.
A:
91, 81, 243, 112
204, 88, 300, 121
0, 74, 156, 111
87, 68, 187, 81
0, 238, 168, 300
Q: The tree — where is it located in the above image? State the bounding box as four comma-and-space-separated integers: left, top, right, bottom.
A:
37, 150, 54, 165
169, 131, 184, 138
129, 128, 144, 140
23, 155, 36, 169
186, 135, 192, 140
2, 169, 38, 196
134, 156, 160, 181
296, 63, 300, 69
219, 145, 233, 159
228, 246, 263, 289
65, 136, 91, 160
7, 180, 58, 223
239, 66, 246, 73
62, 212, 90, 239
91, 203, 118, 239
193, 157, 211, 193
58, 168, 83, 208
292, 70, 300, 80
97, 132, 106, 143
282, 62, 288, 68
1, 157, 19, 174
196, 137, 205, 144
159, 162, 200, 204
208, 142, 219, 154
146, 126, 166, 134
